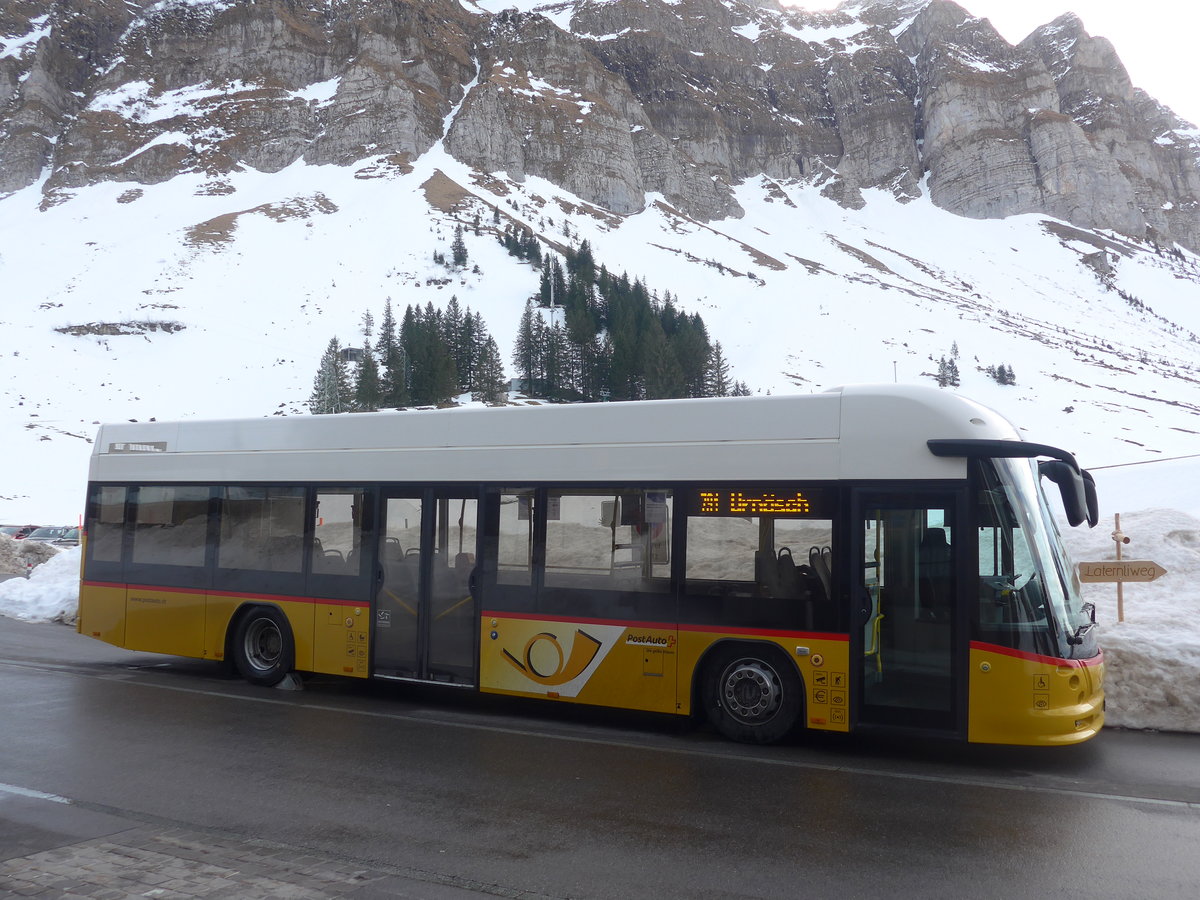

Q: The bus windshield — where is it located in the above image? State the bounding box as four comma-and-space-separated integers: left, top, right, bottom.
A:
976, 458, 1095, 660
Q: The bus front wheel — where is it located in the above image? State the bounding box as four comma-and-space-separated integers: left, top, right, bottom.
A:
232, 606, 295, 687
703, 646, 802, 744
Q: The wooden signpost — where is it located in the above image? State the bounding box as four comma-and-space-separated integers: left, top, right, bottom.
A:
1074, 514, 1167, 623
1077, 560, 1168, 583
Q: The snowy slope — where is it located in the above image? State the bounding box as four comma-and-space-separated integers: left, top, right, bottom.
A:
3, 143, 1199, 523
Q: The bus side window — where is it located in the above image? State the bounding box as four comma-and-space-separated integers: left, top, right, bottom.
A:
544, 490, 672, 593
684, 488, 835, 631
313, 489, 367, 577
88, 485, 127, 564
129, 485, 210, 568
217, 486, 305, 573
496, 491, 534, 586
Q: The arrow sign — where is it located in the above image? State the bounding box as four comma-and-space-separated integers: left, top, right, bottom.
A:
1077, 560, 1168, 583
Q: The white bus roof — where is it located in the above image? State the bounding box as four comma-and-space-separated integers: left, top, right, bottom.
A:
89, 384, 1024, 485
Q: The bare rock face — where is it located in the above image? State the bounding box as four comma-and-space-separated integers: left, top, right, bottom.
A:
446, 10, 690, 217
823, 30, 922, 202
899, 1, 1141, 233
1, 0, 1198, 252
570, 0, 923, 210
46, 0, 479, 190
306, 1, 479, 168
1021, 13, 1200, 251
0, 0, 139, 193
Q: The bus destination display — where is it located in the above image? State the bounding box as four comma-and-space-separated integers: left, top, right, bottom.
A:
692, 488, 829, 517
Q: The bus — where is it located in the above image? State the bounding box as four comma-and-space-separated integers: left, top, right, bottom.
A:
77, 384, 1104, 746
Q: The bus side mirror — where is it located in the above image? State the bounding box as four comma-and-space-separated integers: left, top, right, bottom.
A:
1081, 470, 1099, 528
1038, 460, 1088, 528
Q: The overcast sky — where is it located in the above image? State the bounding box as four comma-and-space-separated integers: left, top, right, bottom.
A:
786, 1, 1200, 127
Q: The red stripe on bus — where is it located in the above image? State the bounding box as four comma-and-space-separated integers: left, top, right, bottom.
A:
970, 641, 1104, 668
482, 610, 677, 630
482, 610, 847, 642
82, 581, 365, 608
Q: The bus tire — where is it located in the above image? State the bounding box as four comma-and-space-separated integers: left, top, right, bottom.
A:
702, 644, 802, 744
232, 606, 294, 687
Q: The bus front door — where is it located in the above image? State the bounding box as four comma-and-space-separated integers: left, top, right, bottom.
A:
854, 490, 962, 734
374, 491, 479, 686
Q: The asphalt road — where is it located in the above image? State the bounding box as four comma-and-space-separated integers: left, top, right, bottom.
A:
1, 615, 1198, 898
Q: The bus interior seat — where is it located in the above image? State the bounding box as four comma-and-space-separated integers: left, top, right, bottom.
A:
776, 547, 802, 598
755, 550, 781, 596
313, 549, 345, 574
381, 540, 415, 590
381, 539, 404, 566
809, 545, 832, 600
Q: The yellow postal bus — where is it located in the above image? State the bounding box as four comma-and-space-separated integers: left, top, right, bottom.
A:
78, 385, 1103, 745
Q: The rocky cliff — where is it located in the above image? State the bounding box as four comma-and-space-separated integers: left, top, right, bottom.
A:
1, 0, 1197, 250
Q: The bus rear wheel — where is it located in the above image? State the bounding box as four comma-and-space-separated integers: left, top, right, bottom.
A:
232, 606, 294, 687
703, 646, 802, 744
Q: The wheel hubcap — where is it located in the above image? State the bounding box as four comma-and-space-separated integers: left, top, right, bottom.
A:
244, 618, 282, 672
720, 659, 783, 724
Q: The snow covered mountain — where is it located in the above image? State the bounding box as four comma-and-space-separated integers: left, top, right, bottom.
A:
2, 0, 1199, 523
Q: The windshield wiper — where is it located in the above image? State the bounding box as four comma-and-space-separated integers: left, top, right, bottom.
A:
1067, 602, 1097, 645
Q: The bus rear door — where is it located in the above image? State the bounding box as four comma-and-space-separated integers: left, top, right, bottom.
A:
374, 489, 480, 685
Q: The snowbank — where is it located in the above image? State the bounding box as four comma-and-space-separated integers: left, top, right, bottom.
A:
0, 533, 60, 577
1061, 507, 1200, 733
0, 546, 81, 625
1, 509, 1197, 734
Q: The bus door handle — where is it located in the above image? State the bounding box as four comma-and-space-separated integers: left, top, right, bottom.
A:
853, 589, 872, 627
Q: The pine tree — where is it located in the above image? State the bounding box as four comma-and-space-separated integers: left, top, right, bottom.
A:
706, 341, 732, 397
376, 298, 409, 407
605, 276, 647, 401
474, 336, 508, 404
643, 317, 686, 399
354, 352, 381, 411
512, 299, 541, 393
404, 303, 458, 405
569, 239, 597, 288
470, 311, 494, 393
542, 321, 569, 401
671, 312, 711, 397
351, 311, 380, 411
935, 356, 960, 388
443, 295, 466, 388
308, 337, 353, 414
451, 224, 468, 268
457, 307, 478, 392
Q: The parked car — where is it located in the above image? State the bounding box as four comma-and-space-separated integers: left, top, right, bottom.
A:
52, 527, 81, 547
0, 525, 38, 539
23, 526, 70, 543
